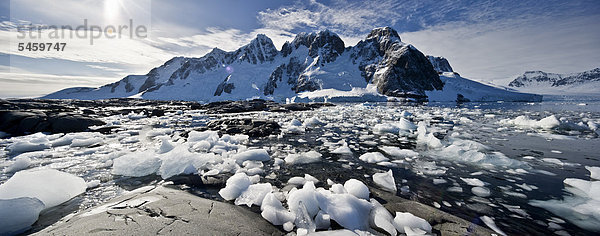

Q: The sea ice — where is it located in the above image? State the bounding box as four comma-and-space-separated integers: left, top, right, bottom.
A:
471, 187, 491, 197
0, 168, 86, 209
112, 151, 162, 177
480, 216, 507, 236
392, 212, 432, 234
232, 149, 270, 165
285, 151, 322, 165
379, 146, 418, 158
358, 152, 389, 163
373, 170, 397, 193
0, 197, 45, 235
316, 193, 371, 230
585, 166, 600, 180
218, 172, 252, 201
461, 178, 485, 187
331, 141, 353, 155
500, 115, 560, 130
7, 140, 50, 155
235, 183, 272, 207
344, 179, 370, 200
5, 156, 31, 173
287, 181, 320, 217
260, 193, 295, 225
369, 199, 396, 235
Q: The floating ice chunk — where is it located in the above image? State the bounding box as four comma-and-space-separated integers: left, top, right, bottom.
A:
380, 146, 418, 158
373, 118, 417, 134
461, 178, 485, 187
261, 193, 295, 225
542, 158, 564, 165
232, 149, 270, 165
447, 186, 463, 192
480, 216, 507, 236
344, 179, 370, 200
316, 193, 371, 230
112, 151, 162, 177
187, 130, 219, 143
219, 173, 251, 201
369, 199, 397, 236
285, 151, 322, 165
432, 178, 447, 185
7, 140, 50, 155
0, 168, 86, 209
304, 117, 324, 127
288, 181, 320, 217
86, 180, 101, 189
500, 115, 560, 130
585, 166, 600, 180
304, 174, 319, 184
359, 152, 389, 163
288, 176, 307, 185
471, 187, 491, 197
516, 183, 538, 191
70, 137, 103, 147
373, 170, 397, 193
5, 156, 31, 173
330, 184, 348, 194
0, 197, 45, 235
235, 183, 272, 207
331, 141, 353, 155
393, 212, 432, 234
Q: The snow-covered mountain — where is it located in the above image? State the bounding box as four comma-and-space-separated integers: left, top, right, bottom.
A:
508, 68, 600, 95
44, 27, 540, 102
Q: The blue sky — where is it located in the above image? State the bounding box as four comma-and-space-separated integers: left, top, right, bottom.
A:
1, 0, 599, 98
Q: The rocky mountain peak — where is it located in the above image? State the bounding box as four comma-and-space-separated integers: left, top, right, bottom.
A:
233, 34, 278, 64
427, 56, 453, 73
366, 27, 401, 43
284, 29, 345, 63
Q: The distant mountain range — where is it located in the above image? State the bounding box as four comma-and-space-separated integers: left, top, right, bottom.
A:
508, 68, 600, 95
44, 27, 540, 102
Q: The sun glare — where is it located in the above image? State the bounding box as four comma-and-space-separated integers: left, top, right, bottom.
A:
104, 0, 121, 22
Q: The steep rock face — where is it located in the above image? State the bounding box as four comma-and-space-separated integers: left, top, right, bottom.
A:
427, 56, 453, 73
372, 45, 443, 97
508, 68, 600, 88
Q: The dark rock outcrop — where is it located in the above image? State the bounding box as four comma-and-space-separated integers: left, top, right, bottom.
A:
203, 118, 281, 137
0, 111, 105, 135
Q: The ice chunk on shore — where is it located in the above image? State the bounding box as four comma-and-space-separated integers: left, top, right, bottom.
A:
481, 216, 507, 236
159, 145, 217, 179
219, 173, 252, 201
369, 199, 397, 235
393, 212, 432, 234
373, 170, 397, 193
261, 193, 295, 225
344, 179, 370, 200
0, 168, 86, 209
285, 151, 322, 165
316, 193, 371, 230
359, 152, 389, 163
112, 151, 162, 177
235, 183, 272, 207
0, 197, 45, 235
288, 181, 320, 217
232, 149, 270, 165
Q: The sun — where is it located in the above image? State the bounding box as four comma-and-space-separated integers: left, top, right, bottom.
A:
104, 0, 122, 22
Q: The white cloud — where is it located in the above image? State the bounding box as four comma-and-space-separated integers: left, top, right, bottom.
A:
0, 72, 116, 98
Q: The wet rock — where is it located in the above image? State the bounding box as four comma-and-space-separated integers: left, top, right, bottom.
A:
33, 186, 283, 236
149, 109, 165, 117
370, 188, 495, 236
201, 99, 333, 114
203, 118, 281, 137
0, 111, 104, 136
